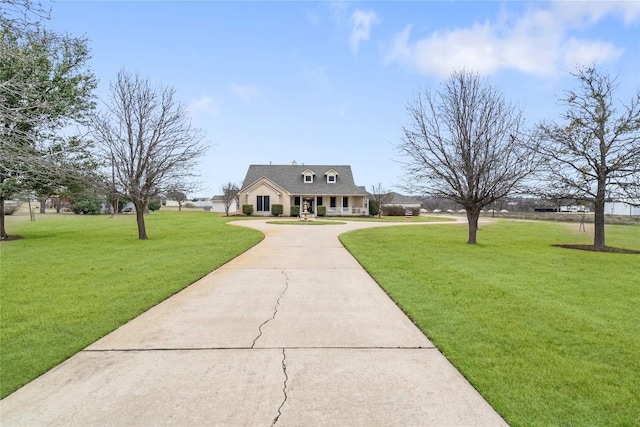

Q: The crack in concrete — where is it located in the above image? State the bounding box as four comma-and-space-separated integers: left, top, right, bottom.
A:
252, 270, 289, 348
271, 348, 288, 426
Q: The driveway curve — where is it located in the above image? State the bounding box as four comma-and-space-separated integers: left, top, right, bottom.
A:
1, 217, 506, 426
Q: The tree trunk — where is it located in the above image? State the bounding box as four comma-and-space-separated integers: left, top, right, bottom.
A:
110, 196, 118, 217
0, 195, 7, 240
466, 209, 480, 244
39, 198, 46, 214
134, 201, 148, 240
593, 181, 606, 249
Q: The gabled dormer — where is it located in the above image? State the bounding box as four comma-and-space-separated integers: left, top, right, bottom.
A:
324, 169, 338, 184
301, 168, 316, 184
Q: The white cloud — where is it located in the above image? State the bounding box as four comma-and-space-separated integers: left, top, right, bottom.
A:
187, 96, 219, 119
230, 83, 260, 101
350, 9, 379, 52
553, 1, 640, 27
385, 1, 633, 78
562, 38, 624, 69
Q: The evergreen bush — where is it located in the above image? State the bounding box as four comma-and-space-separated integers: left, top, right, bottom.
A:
271, 204, 283, 216
72, 195, 102, 215
382, 205, 420, 216
369, 200, 379, 216
148, 199, 161, 211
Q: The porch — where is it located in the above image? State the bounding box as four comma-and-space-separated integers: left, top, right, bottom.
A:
292, 195, 368, 217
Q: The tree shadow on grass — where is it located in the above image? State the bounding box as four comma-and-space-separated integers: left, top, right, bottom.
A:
553, 244, 640, 254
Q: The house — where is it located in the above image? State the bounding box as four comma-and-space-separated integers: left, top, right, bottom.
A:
381, 192, 422, 210
239, 163, 369, 216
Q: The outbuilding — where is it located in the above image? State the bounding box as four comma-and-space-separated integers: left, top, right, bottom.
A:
605, 200, 640, 216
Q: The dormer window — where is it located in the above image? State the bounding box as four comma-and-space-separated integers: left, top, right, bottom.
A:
325, 169, 338, 184
302, 169, 315, 184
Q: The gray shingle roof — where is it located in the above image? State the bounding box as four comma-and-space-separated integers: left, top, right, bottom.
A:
241, 165, 367, 196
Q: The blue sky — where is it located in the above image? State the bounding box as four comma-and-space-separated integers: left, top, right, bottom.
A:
44, 1, 640, 197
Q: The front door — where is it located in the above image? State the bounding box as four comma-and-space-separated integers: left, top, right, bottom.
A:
305, 198, 314, 214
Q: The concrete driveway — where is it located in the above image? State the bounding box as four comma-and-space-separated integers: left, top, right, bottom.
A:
1, 218, 507, 426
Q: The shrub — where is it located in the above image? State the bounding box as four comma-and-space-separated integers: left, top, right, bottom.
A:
381, 205, 420, 216
184, 202, 196, 209
242, 204, 254, 215
369, 200, 379, 216
148, 199, 161, 211
290, 205, 300, 217
271, 204, 283, 216
317, 206, 326, 217
381, 205, 403, 216
72, 196, 102, 215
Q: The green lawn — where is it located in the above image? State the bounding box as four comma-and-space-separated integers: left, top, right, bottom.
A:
267, 219, 347, 225
343, 215, 456, 222
340, 220, 640, 426
0, 211, 263, 398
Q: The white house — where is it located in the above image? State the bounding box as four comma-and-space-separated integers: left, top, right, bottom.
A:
239, 163, 369, 216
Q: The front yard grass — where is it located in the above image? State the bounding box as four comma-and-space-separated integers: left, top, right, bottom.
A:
267, 220, 346, 225
0, 211, 263, 398
343, 215, 456, 222
340, 220, 640, 427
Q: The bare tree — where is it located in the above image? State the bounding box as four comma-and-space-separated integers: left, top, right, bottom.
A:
221, 182, 239, 216
1, 0, 50, 31
165, 182, 190, 212
398, 70, 538, 244
369, 183, 393, 218
536, 66, 640, 249
91, 70, 206, 239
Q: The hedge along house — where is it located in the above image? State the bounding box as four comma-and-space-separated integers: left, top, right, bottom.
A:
240, 163, 369, 217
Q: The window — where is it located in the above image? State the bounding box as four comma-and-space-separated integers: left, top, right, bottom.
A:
324, 169, 338, 183
342, 197, 348, 208
317, 196, 323, 206
330, 197, 337, 208
302, 169, 316, 183
257, 195, 270, 212
294, 196, 301, 206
